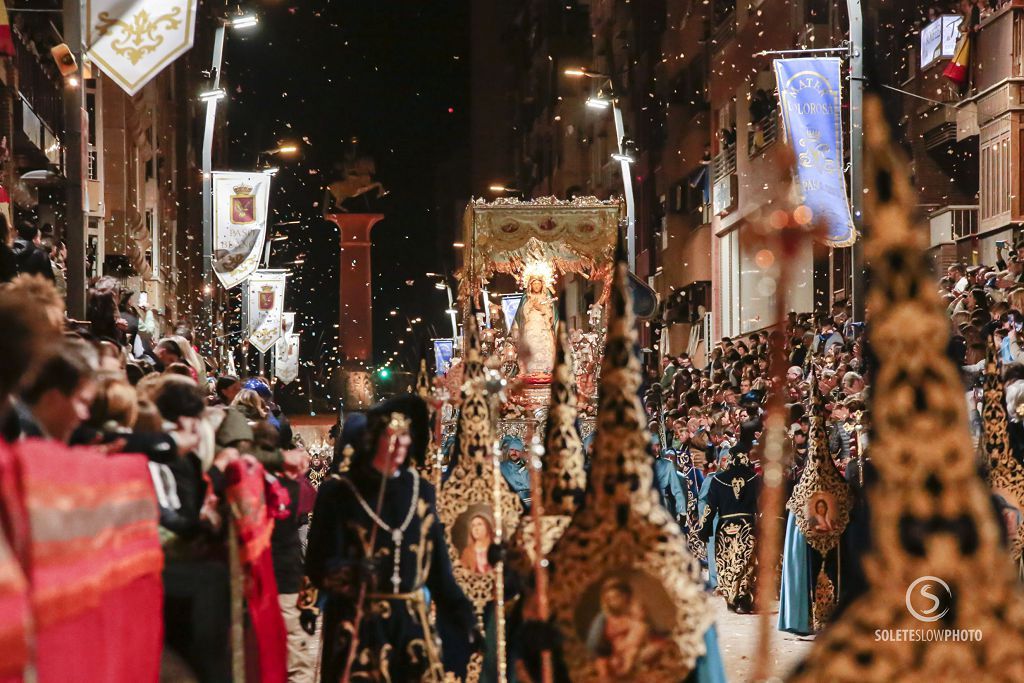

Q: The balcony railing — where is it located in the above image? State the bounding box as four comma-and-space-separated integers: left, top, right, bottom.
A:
748, 115, 778, 157
712, 144, 737, 184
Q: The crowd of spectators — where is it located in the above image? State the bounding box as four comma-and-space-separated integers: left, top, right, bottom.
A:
0, 268, 319, 681
644, 299, 866, 505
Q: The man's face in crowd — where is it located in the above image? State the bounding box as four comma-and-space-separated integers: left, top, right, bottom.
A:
786, 368, 802, 382
508, 447, 524, 463
662, 357, 670, 369
724, 390, 737, 406
155, 346, 180, 367
38, 379, 96, 443
739, 378, 751, 394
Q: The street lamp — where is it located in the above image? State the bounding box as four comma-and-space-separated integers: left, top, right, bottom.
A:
565, 67, 636, 272
488, 184, 520, 193
198, 87, 226, 102
201, 8, 260, 353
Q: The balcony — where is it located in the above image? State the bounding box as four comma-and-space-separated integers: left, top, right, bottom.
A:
929, 205, 979, 247
711, 0, 736, 46
712, 144, 737, 216
747, 115, 778, 157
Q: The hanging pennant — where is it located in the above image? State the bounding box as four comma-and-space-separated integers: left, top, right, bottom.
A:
275, 334, 300, 385
773, 58, 857, 247
86, 0, 198, 95
245, 270, 287, 353
212, 172, 272, 289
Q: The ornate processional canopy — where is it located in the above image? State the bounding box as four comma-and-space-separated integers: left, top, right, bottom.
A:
547, 258, 711, 682
460, 196, 623, 301
789, 96, 1024, 682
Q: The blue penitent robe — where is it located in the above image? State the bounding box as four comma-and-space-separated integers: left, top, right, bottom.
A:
500, 458, 532, 510
698, 472, 718, 588
653, 456, 686, 519
778, 511, 812, 635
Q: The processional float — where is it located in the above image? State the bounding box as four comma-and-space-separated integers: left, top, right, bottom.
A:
449, 196, 624, 446
789, 96, 1024, 681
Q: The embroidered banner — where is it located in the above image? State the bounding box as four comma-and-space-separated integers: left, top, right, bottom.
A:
246, 270, 287, 353
275, 334, 300, 385
86, 0, 198, 95
212, 171, 272, 289
773, 58, 857, 247
433, 338, 455, 376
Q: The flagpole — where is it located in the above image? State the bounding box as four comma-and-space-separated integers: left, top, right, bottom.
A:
63, 0, 87, 318
202, 23, 226, 355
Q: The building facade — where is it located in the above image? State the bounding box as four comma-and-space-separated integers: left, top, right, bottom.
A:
480, 0, 1010, 363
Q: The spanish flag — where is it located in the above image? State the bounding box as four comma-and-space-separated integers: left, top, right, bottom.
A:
0, 2, 13, 58
943, 33, 970, 87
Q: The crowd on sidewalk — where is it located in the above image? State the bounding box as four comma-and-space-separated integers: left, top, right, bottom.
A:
0, 254, 321, 681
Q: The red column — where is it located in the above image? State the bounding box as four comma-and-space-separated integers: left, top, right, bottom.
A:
324, 212, 384, 409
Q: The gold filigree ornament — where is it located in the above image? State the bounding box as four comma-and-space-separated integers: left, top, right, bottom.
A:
786, 374, 851, 556
95, 7, 183, 66
982, 342, 1024, 564
436, 314, 523, 619
789, 96, 1024, 682
547, 260, 711, 683
508, 322, 587, 569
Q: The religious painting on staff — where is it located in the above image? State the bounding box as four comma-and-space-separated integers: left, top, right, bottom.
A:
806, 491, 838, 534
573, 569, 677, 682
452, 504, 497, 575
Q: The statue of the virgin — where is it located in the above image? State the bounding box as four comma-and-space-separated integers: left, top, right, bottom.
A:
514, 271, 557, 381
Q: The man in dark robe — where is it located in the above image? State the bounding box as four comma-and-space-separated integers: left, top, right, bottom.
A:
305, 395, 478, 682
698, 439, 761, 613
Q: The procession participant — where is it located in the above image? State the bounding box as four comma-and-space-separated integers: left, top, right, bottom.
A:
305, 394, 479, 682
698, 432, 761, 614
499, 434, 532, 511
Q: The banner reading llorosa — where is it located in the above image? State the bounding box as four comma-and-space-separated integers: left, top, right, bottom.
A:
212, 172, 272, 289
773, 58, 857, 247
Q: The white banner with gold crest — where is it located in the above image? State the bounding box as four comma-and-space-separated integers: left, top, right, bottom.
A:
245, 270, 287, 353
86, 0, 198, 96
275, 334, 300, 385
212, 171, 271, 289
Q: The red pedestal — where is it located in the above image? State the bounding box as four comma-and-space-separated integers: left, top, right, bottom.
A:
324, 212, 384, 409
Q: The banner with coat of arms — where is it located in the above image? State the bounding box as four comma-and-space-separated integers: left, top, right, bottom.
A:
275, 333, 300, 385
245, 270, 287, 353
212, 171, 272, 289
86, 0, 199, 96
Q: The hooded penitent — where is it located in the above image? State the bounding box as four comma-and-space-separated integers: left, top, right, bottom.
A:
547, 252, 712, 682
784, 371, 851, 630
789, 96, 1024, 682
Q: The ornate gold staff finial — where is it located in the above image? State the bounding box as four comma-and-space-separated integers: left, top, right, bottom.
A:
789, 96, 1024, 682
542, 321, 586, 517
983, 340, 1024, 565
547, 248, 712, 682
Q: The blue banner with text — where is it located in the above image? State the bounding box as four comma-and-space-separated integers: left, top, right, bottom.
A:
773, 58, 856, 247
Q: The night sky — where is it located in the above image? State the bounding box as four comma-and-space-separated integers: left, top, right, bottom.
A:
223, 0, 470, 408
